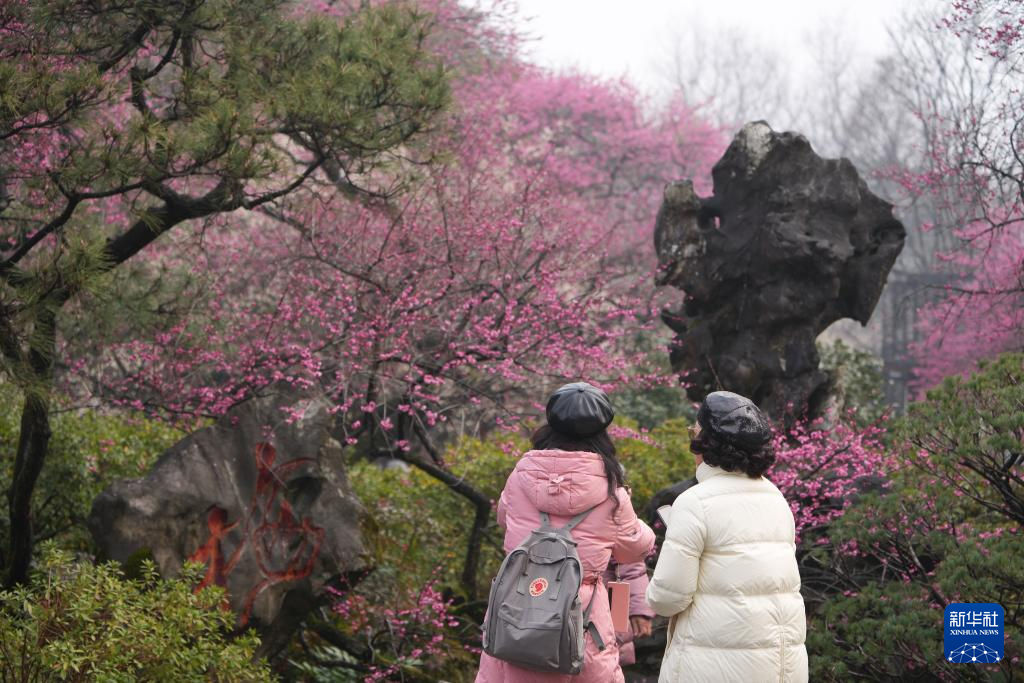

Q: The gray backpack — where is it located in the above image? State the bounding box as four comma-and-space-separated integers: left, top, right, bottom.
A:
482, 507, 605, 673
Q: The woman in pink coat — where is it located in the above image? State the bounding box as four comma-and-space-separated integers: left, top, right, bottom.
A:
475, 382, 656, 683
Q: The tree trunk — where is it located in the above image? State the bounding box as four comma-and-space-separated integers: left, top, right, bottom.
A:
462, 497, 492, 599
5, 392, 52, 587
1, 197, 214, 586
4, 306, 57, 588
397, 451, 492, 600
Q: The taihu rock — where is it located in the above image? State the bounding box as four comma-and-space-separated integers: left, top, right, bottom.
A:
654, 122, 905, 421
88, 390, 363, 656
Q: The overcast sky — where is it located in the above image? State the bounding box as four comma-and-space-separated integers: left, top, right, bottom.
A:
513, 0, 923, 95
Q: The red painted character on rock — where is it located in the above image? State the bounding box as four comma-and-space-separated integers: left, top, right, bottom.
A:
189, 442, 325, 625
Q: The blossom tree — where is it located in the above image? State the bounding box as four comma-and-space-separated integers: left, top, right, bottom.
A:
904, 0, 1024, 387
57, 2, 723, 595
0, 0, 448, 585
77, 66, 721, 422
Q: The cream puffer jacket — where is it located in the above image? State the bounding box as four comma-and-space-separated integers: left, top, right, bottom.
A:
646, 462, 808, 683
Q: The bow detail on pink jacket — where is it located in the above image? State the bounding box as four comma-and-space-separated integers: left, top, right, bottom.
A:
548, 474, 569, 496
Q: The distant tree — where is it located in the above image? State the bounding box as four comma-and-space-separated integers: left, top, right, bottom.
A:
902, 0, 1024, 388
911, 220, 1024, 388
0, 0, 448, 586
657, 21, 796, 132
817, 340, 886, 425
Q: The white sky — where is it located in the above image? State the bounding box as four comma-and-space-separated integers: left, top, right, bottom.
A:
513, 0, 923, 95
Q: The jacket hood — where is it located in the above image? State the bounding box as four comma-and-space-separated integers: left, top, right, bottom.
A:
511, 449, 611, 516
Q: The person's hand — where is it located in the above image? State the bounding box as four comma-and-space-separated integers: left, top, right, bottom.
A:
630, 615, 653, 639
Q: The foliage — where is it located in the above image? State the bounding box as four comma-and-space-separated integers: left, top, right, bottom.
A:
1, 0, 449, 389
0, 546, 273, 682
910, 219, 1024, 391
901, 353, 1023, 525
614, 418, 695, 514
354, 434, 523, 602
326, 578, 463, 683
0, 382, 179, 559
614, 382, 694, 431
817, 339, 887, 425
806, 353, 1024, 681
771, 416, 893, 547
613, 332, 696, 430
321, 434, 521, 682
808, 488, 1023, 680
289, 645, 362, 683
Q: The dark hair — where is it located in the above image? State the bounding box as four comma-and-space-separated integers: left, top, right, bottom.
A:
531, 424, 625, 510
690, 430, 775, 478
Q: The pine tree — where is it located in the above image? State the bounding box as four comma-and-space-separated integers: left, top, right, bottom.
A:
0, 0, 448, 586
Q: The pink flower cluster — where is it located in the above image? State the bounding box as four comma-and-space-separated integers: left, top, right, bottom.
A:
329, 576, 460, 682
909, 217, 1024, 391
946, 0, 1024, 58
769, 415, 893, 544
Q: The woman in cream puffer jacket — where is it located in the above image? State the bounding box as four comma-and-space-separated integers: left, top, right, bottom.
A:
646, 391, 808, 683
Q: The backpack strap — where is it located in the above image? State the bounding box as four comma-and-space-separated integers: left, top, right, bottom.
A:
582, 585, 606, 651
540, 505, 606, 650
539, 504, 596, 533
558, 505, 598, 533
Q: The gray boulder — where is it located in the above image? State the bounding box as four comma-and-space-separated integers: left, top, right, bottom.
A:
654, 122, 905, 421
88, 390, 364, 656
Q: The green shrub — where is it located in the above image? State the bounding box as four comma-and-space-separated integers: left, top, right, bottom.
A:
617, 417, 694, 514
807, 353, 1023, 681
614, 382, 694, 430
328, 434, 524, 681
818, 339, 886, 424
354, 432, 524, 597
898, 353, 1024, 525
288, 645, 363, 682
0, 382, 181, 555
0, 545, 273, 682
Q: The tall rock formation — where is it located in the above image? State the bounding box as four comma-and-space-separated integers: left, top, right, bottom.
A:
654, 122, 905, 420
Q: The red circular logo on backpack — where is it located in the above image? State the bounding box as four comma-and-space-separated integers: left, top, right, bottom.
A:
529, 578, 548, 597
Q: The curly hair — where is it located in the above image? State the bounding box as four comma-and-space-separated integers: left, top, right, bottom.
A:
690, 430, 775, 478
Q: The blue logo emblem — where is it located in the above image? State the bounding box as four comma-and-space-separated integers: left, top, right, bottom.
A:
944, 603, 1003, 663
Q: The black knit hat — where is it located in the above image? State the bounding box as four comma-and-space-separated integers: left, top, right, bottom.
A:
545, 382, 614, 437
696, 391, 771, 450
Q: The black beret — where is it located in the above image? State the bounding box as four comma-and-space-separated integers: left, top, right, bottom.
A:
545, 382, 614, 437
697, 391, 771, 450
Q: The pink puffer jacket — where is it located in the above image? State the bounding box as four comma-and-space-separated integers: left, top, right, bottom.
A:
475, 449, 656, 683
